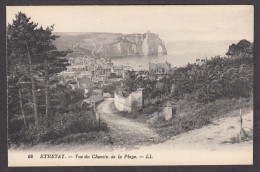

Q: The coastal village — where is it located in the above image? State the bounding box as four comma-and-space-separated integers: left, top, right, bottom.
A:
59, 50, 175, 113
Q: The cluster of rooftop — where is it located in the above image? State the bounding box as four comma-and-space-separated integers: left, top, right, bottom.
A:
60, 51, 176, 99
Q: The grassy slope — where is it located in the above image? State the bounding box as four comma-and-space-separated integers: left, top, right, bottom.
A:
114, 96, 253, 140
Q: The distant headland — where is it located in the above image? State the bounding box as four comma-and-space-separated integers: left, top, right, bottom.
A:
53, 31, 167, 57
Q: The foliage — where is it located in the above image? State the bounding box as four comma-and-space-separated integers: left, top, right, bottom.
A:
123, 71, 168, 100
49, 85, 84, 112
102, 82, 118, 96
38, 104, 102, 142
170, 56, 253, 103
8, 98, 106, 145
123, 50, 253, 105
7, 12, 99, 147
226, 39, 253, 57
7, 12, 41, 140
33, 25, 69, 80
123, 70, 138, 92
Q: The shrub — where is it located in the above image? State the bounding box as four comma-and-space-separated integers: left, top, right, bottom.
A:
49, 85, 84, 112
37, 103, 107, 142
9, 101, 109, 146
170, 56, 253, 103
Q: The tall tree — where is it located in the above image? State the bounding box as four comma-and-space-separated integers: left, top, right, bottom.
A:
34, 26, 69, 119
7, 12, 40, 139
7, 27, 32, 136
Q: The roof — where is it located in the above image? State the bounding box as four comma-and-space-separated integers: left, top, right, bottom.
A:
149, 62, 171, 70
97, 65, 111, 70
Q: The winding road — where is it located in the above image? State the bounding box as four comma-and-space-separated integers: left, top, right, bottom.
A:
96, 98, 161, 148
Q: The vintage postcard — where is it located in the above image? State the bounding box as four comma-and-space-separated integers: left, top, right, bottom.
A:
7, 5, 254, 166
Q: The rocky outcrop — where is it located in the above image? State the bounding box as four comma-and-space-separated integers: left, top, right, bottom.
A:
102, 31, 167, 57
53, 31, 167, 57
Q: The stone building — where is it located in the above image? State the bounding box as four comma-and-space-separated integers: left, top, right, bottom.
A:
96, 66, 112, 76
149, 61, 171, 75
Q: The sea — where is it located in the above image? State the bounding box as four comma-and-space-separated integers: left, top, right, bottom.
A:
111, 40, 239, 70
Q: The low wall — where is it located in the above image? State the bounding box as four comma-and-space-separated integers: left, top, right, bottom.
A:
114, 93, 132, 112
114, 89, 143, 112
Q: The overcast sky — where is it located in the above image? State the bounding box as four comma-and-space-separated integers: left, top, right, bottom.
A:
7, 5, 254, 42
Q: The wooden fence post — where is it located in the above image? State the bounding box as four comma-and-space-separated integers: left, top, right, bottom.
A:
239, 109, 242, 143
93, 101, 100, 127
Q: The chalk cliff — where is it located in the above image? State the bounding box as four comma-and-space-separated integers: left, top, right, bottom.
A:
100, 31, 167, 56
53, 31, 167, 57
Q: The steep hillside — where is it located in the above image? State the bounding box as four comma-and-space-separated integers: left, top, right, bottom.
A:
53, 32, 121, 52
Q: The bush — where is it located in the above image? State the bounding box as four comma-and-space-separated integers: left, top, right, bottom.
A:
170, 56, 253, 103
38, 103, 107, 142
8, 101, 109, 147
49, 85, 84, 112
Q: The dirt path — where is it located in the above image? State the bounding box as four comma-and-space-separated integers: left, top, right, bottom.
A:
139, 110, 253, 152
97, 99, 253, 151
97, 98, 161, 148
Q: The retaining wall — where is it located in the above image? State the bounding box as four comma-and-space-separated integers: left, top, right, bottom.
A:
114, 90, 143, 112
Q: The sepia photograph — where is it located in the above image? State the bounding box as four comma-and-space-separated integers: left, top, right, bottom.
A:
6, 5, 254, 166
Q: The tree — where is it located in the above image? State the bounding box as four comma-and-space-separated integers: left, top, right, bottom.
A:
123, 70, 137, 92
7, 12, 69, 141
236, 39, 251, 54
34, 26, 69, 120
226, 44, 236, 56
226, 39, 252, 58
7, 12, 40, 138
